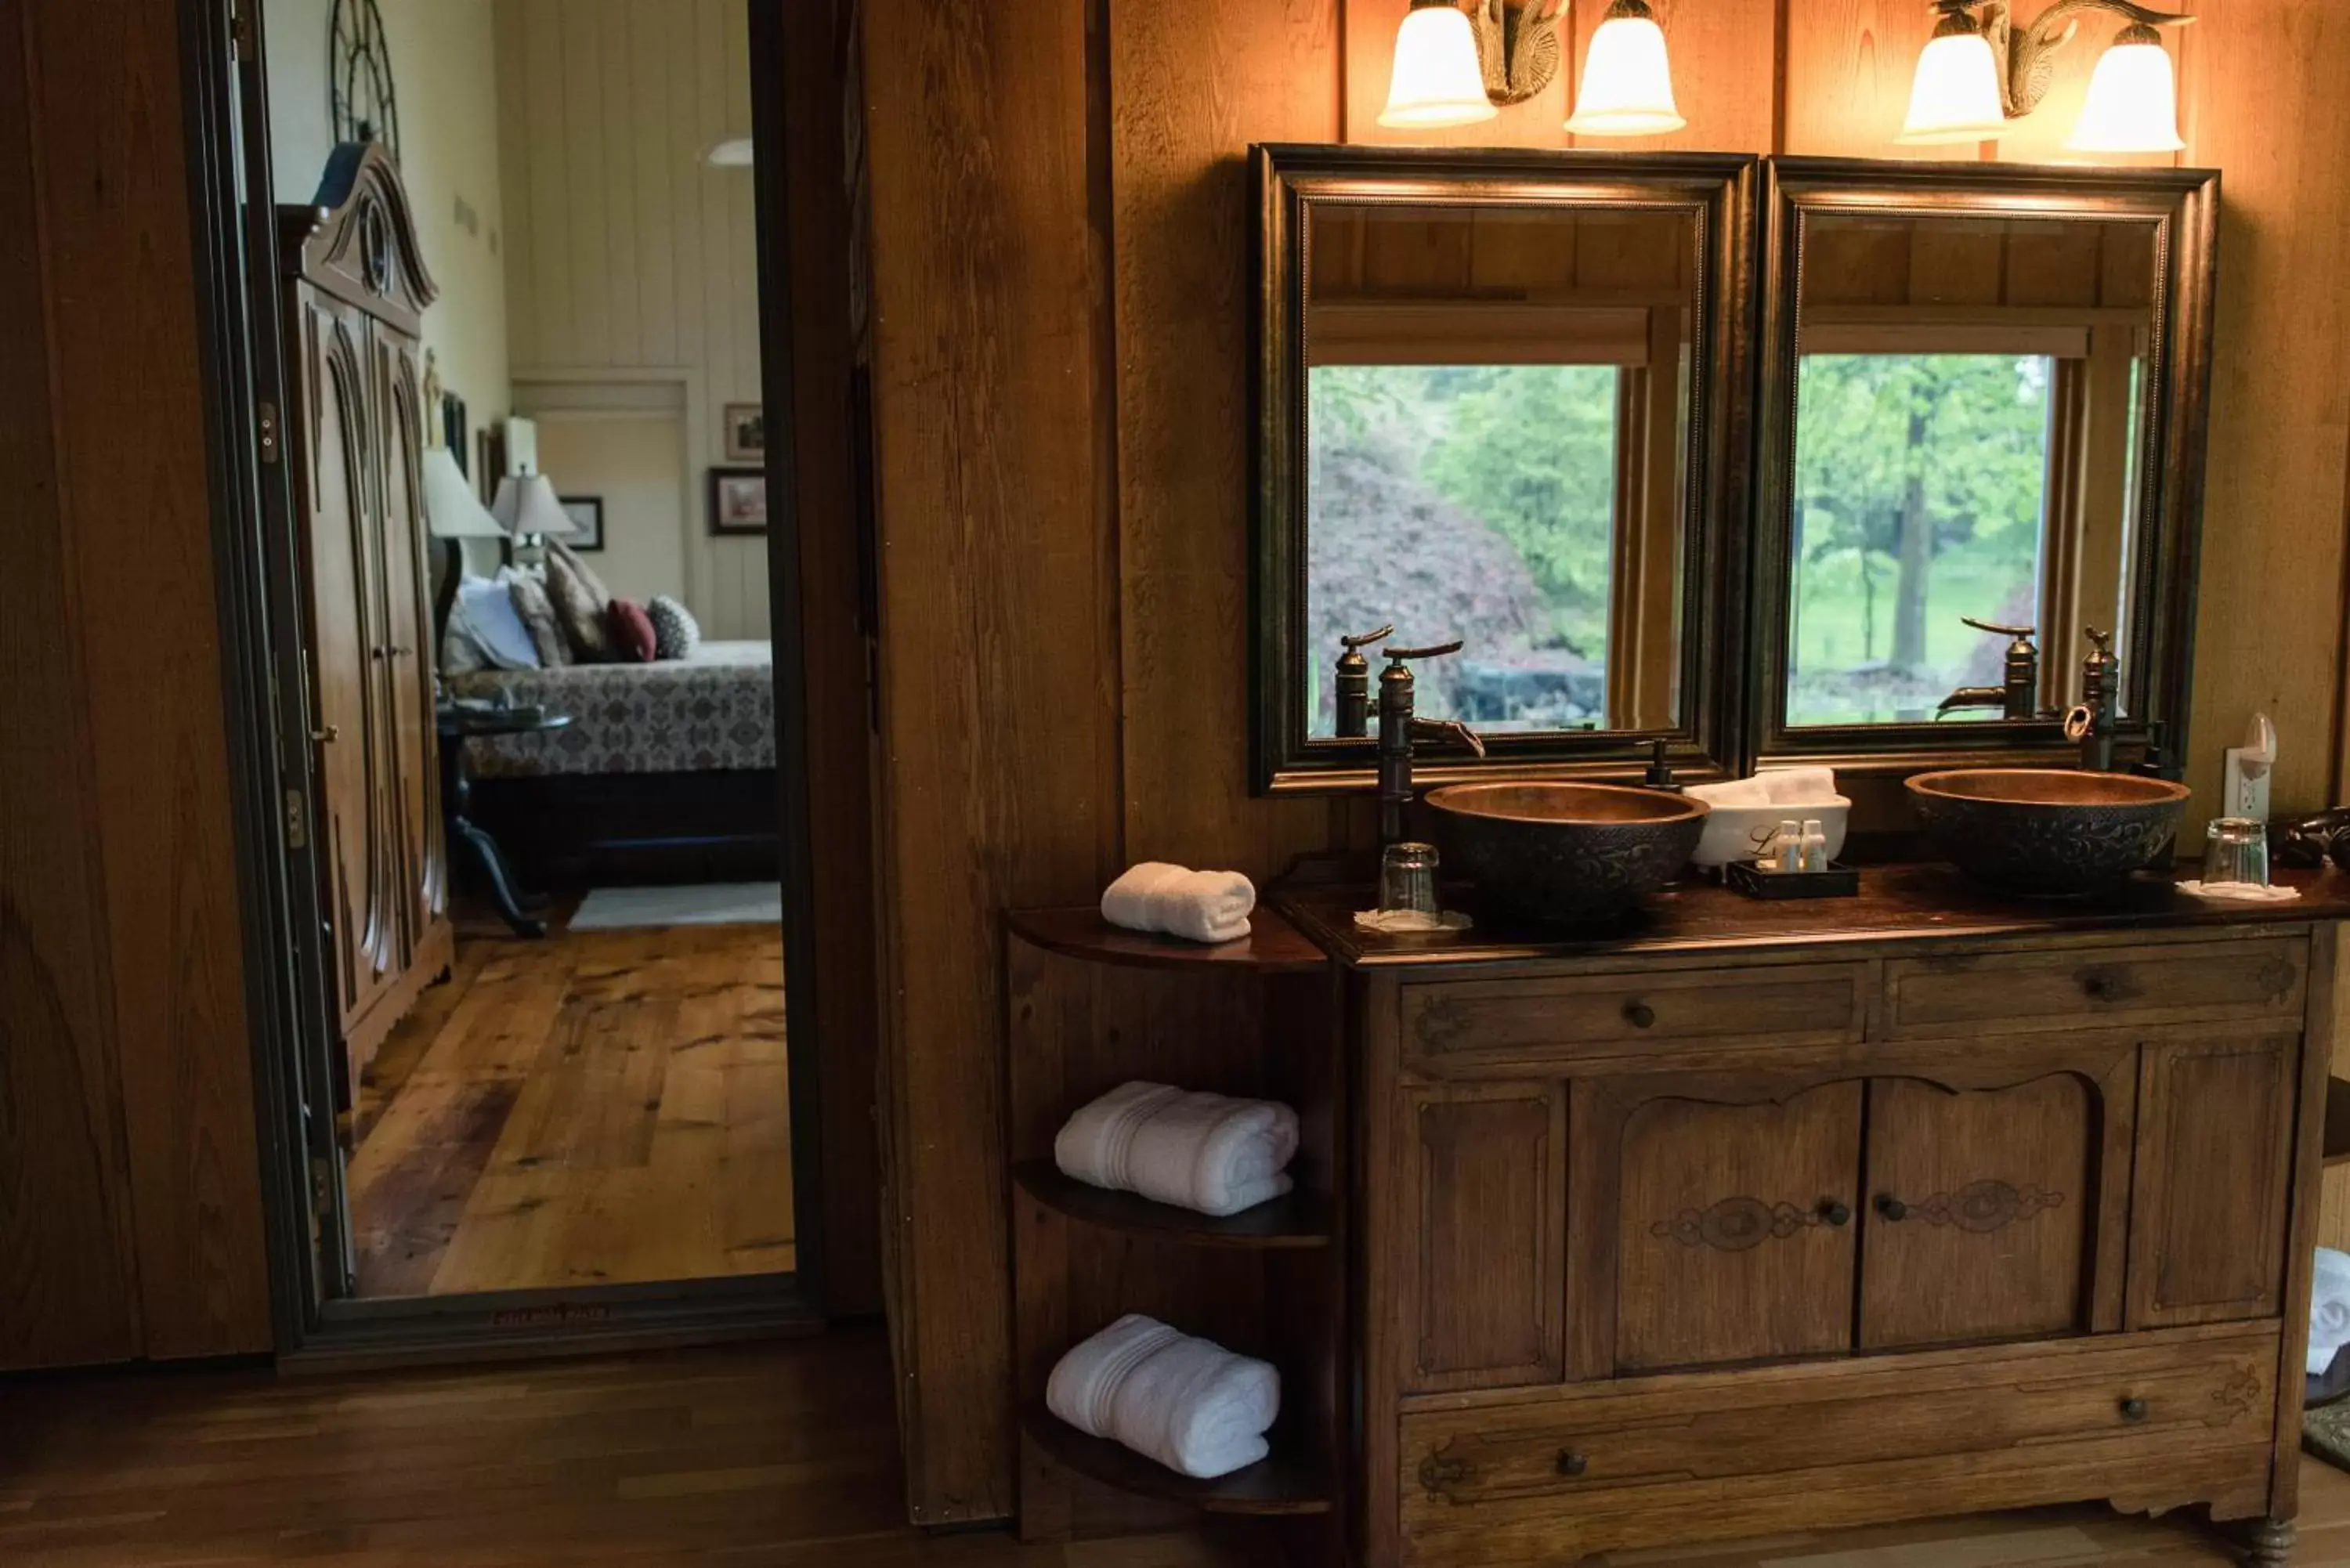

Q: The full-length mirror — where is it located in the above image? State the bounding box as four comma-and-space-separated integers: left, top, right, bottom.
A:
1753, 160, 2217, 765
1254, 146, 1756, 793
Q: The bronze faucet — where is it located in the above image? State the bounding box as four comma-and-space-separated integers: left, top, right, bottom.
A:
1332, 624, 1395, 740
1936, 617, 2041, 721
1376, 641, 1485, 846
2064, 627, 2122, 772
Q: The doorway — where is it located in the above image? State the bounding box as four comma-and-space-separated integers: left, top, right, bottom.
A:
192, 0, 835, 1349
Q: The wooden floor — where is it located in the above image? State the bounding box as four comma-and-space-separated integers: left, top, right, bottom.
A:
347, 914, 794, 1296
5, 1328, 2350, 1567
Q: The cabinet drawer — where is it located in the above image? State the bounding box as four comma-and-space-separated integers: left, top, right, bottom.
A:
1881, 938, 2305, 1039
1399, 1328, 2278, 1566
1403, 963, 1867, 1070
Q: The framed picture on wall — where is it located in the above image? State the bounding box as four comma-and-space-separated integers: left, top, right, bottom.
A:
560, 496, 606, 551
709, 467, 768, 535
723, 403, 766, 462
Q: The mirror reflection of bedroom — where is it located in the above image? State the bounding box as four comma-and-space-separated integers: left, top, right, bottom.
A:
266, 0, 794, 1302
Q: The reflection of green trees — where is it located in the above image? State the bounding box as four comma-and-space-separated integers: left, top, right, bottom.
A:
1793, 354, 2050, 681
1309, 363, 1618, 655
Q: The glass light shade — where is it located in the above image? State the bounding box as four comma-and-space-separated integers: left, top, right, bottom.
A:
424, 447, 507, 539
705, 135, 755, 168
489, 473, 578, 540
1378, 6, 1499, 129
1565, 13, 1686, 136
2066, 36, 2185, 154
1898, 30, 2008, 145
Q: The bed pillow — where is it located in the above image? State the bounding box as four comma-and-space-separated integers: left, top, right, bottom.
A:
497, 566, 570, 667
648, 594, 700, 660
453, 576, 541, 670
550, 539, 613, 606
608, 598, 658, 663
544, 546, 616, 663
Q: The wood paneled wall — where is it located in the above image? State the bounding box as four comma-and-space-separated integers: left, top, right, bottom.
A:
491, 0, 773, 640
856, 0, 2350, 1524
1, 0, 269, 1369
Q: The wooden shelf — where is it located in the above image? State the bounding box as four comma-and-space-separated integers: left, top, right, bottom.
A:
2326, 1078, 2350, 1168
1018, 1402, 1332, 1516
1007, 905, 1329, 974
1012, 1161, 1332, 1249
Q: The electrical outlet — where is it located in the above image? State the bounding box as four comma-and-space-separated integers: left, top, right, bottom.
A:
2222, 747, 2272, 822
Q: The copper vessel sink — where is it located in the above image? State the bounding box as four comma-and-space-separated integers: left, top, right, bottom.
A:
1906, 768, 2191, 895
1424, 782, 1708, 924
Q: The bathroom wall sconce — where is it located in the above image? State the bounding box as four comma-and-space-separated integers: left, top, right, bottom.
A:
1899, 0, 2191, 152
1379, 0, 1683, 136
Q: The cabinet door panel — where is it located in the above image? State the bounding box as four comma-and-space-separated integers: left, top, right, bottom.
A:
1402, 1083, 1567, 1392
374, 331, 442, 945
1615, 1082, 1861, 1371
2130, 1033, 2298, 1328
1860, 1074, 2094, 1349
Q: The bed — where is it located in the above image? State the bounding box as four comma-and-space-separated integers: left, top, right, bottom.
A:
443, 641, 781, 883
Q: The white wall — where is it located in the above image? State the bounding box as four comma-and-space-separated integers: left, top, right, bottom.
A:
537, 414, 689, 608
492, 0, 769, 640
265, 0, 512, 434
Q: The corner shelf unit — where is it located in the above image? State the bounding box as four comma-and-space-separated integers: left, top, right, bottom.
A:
1004, 905, 1343, 1551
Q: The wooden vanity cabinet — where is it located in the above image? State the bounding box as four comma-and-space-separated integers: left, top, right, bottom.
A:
1321, 880, 2347, 1568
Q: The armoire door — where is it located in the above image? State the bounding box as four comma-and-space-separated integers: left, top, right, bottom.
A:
373, 327, 443, 948
295, 289, 396, 1034
1857, 1073, 2098, 1349
1609, 1079, 1864, 1371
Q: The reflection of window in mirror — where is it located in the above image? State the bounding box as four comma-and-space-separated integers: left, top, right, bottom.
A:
1303, 203, 1694, 739
1787, 215, 2154, 728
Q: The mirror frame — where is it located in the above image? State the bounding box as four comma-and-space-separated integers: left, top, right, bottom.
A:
1249, 143, 1759, 795
1748, 157, 2220, 773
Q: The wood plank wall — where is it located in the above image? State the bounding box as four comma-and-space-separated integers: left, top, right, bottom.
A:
856, 0, 2350, 1524
0, 0, 270, 1369
491, 0, 774, 640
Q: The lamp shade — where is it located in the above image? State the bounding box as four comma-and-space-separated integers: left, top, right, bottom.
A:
1378, 5, 1498, 129
490, 473, 578, 539
1565, 3, 1685, 136
706, 135, 755, 168
1899, 28, 2008, 145
424, 447, 508, 539
2066, 27, 2185, 154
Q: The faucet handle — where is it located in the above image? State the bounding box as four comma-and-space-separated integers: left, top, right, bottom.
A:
1340, 623, 1396, 652
1961, 616, 2036, 641
1384, 639, 1466, 663
2084, 626, 2115, 656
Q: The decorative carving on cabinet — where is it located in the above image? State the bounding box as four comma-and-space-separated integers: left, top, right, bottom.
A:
1650, 1196, 1834, 1252
1904, 1179, 2066, 1233
1419, 1446, 1474, 1500
1415, 997, 1473, 1053
2209, 1365, 2263, 1424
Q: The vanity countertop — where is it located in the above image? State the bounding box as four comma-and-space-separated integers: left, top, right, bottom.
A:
1273, 862, 2350, 970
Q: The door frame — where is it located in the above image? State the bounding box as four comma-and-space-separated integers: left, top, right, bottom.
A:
178, 0, 844, 1354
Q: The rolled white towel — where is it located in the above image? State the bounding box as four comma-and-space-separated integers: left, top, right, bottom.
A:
1688, 776, 1772, 808
1101, 862, 1256, 945
1055, 1081, 1298, 1217
1759, 765, 1840, 804
2311, 1248, 2350, 1375
1046, 1313, 1280, 1479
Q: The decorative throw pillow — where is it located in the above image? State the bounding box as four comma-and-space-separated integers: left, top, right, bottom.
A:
542, 547, 616, 663
550, 539, 614, 611
453, 576, 540, 671
607, 598, 658, 663
439, 617, 490, 675
647, 594, 700, 660
498, 566, 570, 667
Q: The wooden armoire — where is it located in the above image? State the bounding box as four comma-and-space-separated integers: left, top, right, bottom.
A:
279, 143, 451, 1096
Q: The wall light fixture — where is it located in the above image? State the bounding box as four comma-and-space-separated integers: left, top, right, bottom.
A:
1899, 1, 2191, 153
1566, 1, 1685, 136
1379, 0, 1565, 130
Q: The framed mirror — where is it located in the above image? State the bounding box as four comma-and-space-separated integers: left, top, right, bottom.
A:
1750, 158, 2218, 770
1251, 145, 1758, 793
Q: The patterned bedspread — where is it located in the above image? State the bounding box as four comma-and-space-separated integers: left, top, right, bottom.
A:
446, 641, 776, 778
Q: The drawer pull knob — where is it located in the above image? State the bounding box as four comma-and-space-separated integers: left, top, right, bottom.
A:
2082, 973, 2115, 1000
1623, 1001, 1657, 1029
2120, 1396, 2149, 1422
1876, 1194, 1908, 1222
1556, 1450, 1589, 1477
1821, 1200, 1853, 1227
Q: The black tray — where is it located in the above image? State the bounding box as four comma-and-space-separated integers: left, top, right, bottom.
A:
1724, 858, 1860, 900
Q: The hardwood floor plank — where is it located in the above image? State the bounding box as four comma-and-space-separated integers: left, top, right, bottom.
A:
349, 918, 793, 1297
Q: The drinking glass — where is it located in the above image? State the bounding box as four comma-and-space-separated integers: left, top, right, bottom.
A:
1379, 842, 1443, 916
2204, 817, 2271, 889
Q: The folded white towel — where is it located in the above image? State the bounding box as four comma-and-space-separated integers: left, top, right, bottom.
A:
1056, 1081, 1299, 1217
1760, 765, 1839, 804
2311, 1248, 2350, 1375
1689, 776, 1772, 808
1046, 1313, 1280, 1479
1101, 862, 1256, 945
